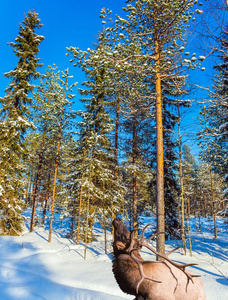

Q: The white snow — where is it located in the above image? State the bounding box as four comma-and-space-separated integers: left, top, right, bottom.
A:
0, 185, 4, 196
0, 212, 227, 300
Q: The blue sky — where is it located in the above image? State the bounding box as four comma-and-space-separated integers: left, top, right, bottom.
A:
0, 0, 125, 94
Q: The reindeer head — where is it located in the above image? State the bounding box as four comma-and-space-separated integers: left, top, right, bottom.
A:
112, 217, 141, 256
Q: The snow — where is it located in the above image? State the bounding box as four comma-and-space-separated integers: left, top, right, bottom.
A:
223, 188, 228, 197
0, 185, 4, 196
0, 213, 227, 300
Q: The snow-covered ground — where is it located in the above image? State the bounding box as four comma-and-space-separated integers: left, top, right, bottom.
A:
0, 213, 227, 299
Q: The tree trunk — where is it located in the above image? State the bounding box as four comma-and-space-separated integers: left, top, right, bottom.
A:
132, 119, 138, 236
30, 150, 44, 232
84, 152, 93, 260
177, 102, 186, 255
42, 172, 51, 225
114, 98, 119, 182
112, 97, 119, 228
154, 24, 165, 258
209, 164, 217, 238
76, 151, 86, 245
102, 175, 107, 254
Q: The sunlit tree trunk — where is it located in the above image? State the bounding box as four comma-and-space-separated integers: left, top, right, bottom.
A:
76, 151, 86, 245
154, 23, 165, 258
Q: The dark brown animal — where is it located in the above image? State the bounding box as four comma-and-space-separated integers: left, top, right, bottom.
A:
112, 217, 206, 300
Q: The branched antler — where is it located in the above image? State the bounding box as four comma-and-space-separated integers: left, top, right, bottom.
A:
128, 230, 161, 294
128, 224, 201, 293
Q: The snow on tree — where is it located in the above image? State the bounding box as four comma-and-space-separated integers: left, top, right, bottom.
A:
0, 11, 44, 235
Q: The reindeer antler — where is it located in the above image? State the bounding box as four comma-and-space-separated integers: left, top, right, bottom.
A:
138, 224, 201, 286
128, 229, 162, 293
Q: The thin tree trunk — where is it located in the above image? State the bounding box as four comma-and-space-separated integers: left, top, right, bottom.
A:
132, 120, 138, 236
76, 151, 86, 245
114, 98, 119, 182
186, 212, 192, 256
84, 152, 93, 260
25, 166, 31, 204
28, 168, 36, 206
112, 97, 119, 231
177, 102, 186, 255
42, 172, 51, 225
154, 22, 165, 258
185, 177, 193, 255
209, 164, 217, 238
102, 174, 107, 254
84, 196, 90, 260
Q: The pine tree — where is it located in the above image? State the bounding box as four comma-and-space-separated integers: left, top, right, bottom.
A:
0, 11, 44, 235
101, 0, 203, 255
26, 65, 76, 234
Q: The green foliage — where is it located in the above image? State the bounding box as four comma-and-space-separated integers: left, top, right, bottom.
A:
68, 34, 126, 241
0, 11, 44, 235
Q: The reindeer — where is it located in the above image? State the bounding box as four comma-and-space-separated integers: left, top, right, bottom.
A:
112, 217, 206, 300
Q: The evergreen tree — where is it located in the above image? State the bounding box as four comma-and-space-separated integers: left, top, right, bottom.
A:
27, 65, 76, 235
68, 36, 125, 247
102, 0, 203, 255
0, 11, 44, 235
208, 30, 228, 201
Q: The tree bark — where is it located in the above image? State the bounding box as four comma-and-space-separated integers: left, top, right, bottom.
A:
132, 119, 138, 236
76, 151, 86, 244
114, 98, 119, 182
154, 26, 165, 258
209, 164, 217, 238
177, 102, 186, 255
42, 172, 51, 225
84, 152, 93, 260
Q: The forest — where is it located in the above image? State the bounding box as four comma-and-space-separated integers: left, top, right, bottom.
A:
0, 0, 227, 269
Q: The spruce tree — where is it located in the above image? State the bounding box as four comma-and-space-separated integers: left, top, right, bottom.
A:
68, 35, 125, 246
0, 11, 44, 235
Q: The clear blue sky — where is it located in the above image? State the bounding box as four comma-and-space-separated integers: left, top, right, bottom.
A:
0, 0, 125, 96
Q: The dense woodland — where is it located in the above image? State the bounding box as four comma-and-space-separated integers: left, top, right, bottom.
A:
0, 0, 227, 257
